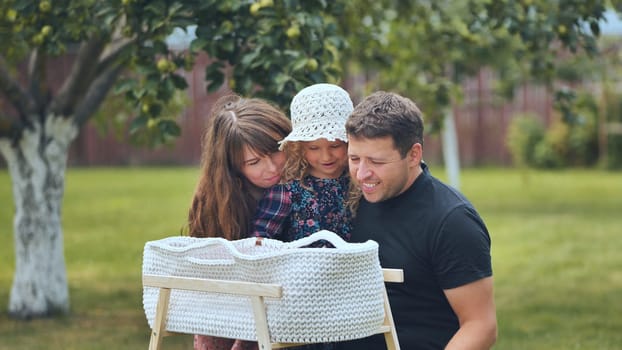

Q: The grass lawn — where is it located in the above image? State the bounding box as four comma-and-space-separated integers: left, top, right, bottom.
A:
1, 166, 621, 349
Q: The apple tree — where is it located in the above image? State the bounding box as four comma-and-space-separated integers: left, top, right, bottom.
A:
0, 0, 345, 319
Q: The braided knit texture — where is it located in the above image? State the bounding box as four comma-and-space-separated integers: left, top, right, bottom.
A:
142, 231, 385, 343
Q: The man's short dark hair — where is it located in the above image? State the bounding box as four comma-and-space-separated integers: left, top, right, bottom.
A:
346, 91, 424, 157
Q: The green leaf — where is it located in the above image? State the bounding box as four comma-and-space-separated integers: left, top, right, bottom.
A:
240, 47, 262, 66
206, 70, 224, 92
114, 79, 137, 94
291, 57, 308, 72
156, 78, 176, 101
150, 103, 163, 118
170, 74, 189, 90
129, 115, 148, 134
189, 38, 209, 53
152, 40, 169, 54
159, 119, 181, 137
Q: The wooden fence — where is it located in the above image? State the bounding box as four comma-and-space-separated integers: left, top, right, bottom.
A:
2, 54, 556, 168
67, 65, 556, 167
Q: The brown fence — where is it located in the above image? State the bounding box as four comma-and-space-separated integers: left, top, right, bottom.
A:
68, 67, 555, 167
68, 54, 230, 166
3, 55, 555, 168
450, 69, 554, 166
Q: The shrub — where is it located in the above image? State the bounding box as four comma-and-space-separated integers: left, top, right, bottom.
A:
507, 92, 600, 170
603, 95, 622, 170
532, 111, 598, 169
608, 134, 622, 169
569, 93, 599, 167
545, 120, 570, 163
533, 136, 564, 169
506, 113, 545, 168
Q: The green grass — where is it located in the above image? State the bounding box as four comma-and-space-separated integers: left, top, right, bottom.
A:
1, 167, 621, 349
0, 167, 198, 350
458, 168, 622, 350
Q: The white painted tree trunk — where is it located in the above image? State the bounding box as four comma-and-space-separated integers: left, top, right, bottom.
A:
442, 108, 461, 190
0, 115, 78, 319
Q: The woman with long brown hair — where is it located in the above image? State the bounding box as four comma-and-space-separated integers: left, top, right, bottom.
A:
186, 94, 291, 350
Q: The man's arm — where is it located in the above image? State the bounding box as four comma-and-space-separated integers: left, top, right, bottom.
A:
444, 276, 498, 350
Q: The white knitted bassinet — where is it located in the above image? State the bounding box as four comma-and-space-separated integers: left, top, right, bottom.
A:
142, 230, 385, 343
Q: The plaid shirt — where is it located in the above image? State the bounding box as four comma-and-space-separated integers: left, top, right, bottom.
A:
252, 172, 352, 243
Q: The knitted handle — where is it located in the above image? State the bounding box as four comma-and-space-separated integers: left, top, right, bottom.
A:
285, 230, 349, 249
185, 237, 240, 264
184, 231, 352, 265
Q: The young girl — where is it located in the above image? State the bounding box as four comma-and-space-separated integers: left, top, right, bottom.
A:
252, 83, 354, 246
186, 94, 292, 350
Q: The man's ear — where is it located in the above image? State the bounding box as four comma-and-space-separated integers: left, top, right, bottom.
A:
408, 143, 423, 165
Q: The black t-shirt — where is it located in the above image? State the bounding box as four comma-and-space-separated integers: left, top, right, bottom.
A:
338, 164, 492, 350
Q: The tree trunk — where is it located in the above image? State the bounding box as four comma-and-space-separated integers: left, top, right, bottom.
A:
442, 108, 461, 190
0, 115, 77, 319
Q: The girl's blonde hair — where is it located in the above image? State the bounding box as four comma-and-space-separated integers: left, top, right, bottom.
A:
186, 94, 291, 239
346, 180, 362, 217
280, 141, 309, 182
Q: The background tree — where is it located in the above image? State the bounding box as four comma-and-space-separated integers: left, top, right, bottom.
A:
339, 0, 611, 185
342, 0, 609, 126
0, 0, 345, 319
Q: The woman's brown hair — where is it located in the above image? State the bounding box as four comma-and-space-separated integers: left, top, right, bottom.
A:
186, 94, 291, 239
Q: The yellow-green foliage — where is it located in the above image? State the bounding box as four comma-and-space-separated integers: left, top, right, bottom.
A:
507, 93, 600, 169
506, 113, 545, 167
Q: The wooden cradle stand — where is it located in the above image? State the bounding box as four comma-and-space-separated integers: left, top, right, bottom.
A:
143, 268, 403, 350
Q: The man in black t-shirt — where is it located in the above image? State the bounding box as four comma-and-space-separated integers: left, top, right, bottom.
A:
337, 92, 497, 350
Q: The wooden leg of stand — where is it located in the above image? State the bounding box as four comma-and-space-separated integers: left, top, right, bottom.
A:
382, 287, 400, 350
149, 288, 172, 350
250, 295, 272, 350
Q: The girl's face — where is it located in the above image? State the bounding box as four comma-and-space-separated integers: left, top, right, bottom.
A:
303, 139, 348, 179
240, 146, 286, 189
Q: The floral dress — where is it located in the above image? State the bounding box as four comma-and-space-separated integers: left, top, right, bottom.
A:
252, 172, 352, 243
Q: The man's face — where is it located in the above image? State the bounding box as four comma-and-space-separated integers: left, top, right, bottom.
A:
348, 135, 421, 203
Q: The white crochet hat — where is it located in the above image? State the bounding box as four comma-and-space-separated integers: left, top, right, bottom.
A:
279, 83, 353, 149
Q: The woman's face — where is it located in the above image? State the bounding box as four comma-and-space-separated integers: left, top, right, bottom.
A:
240, 146, 286, 188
